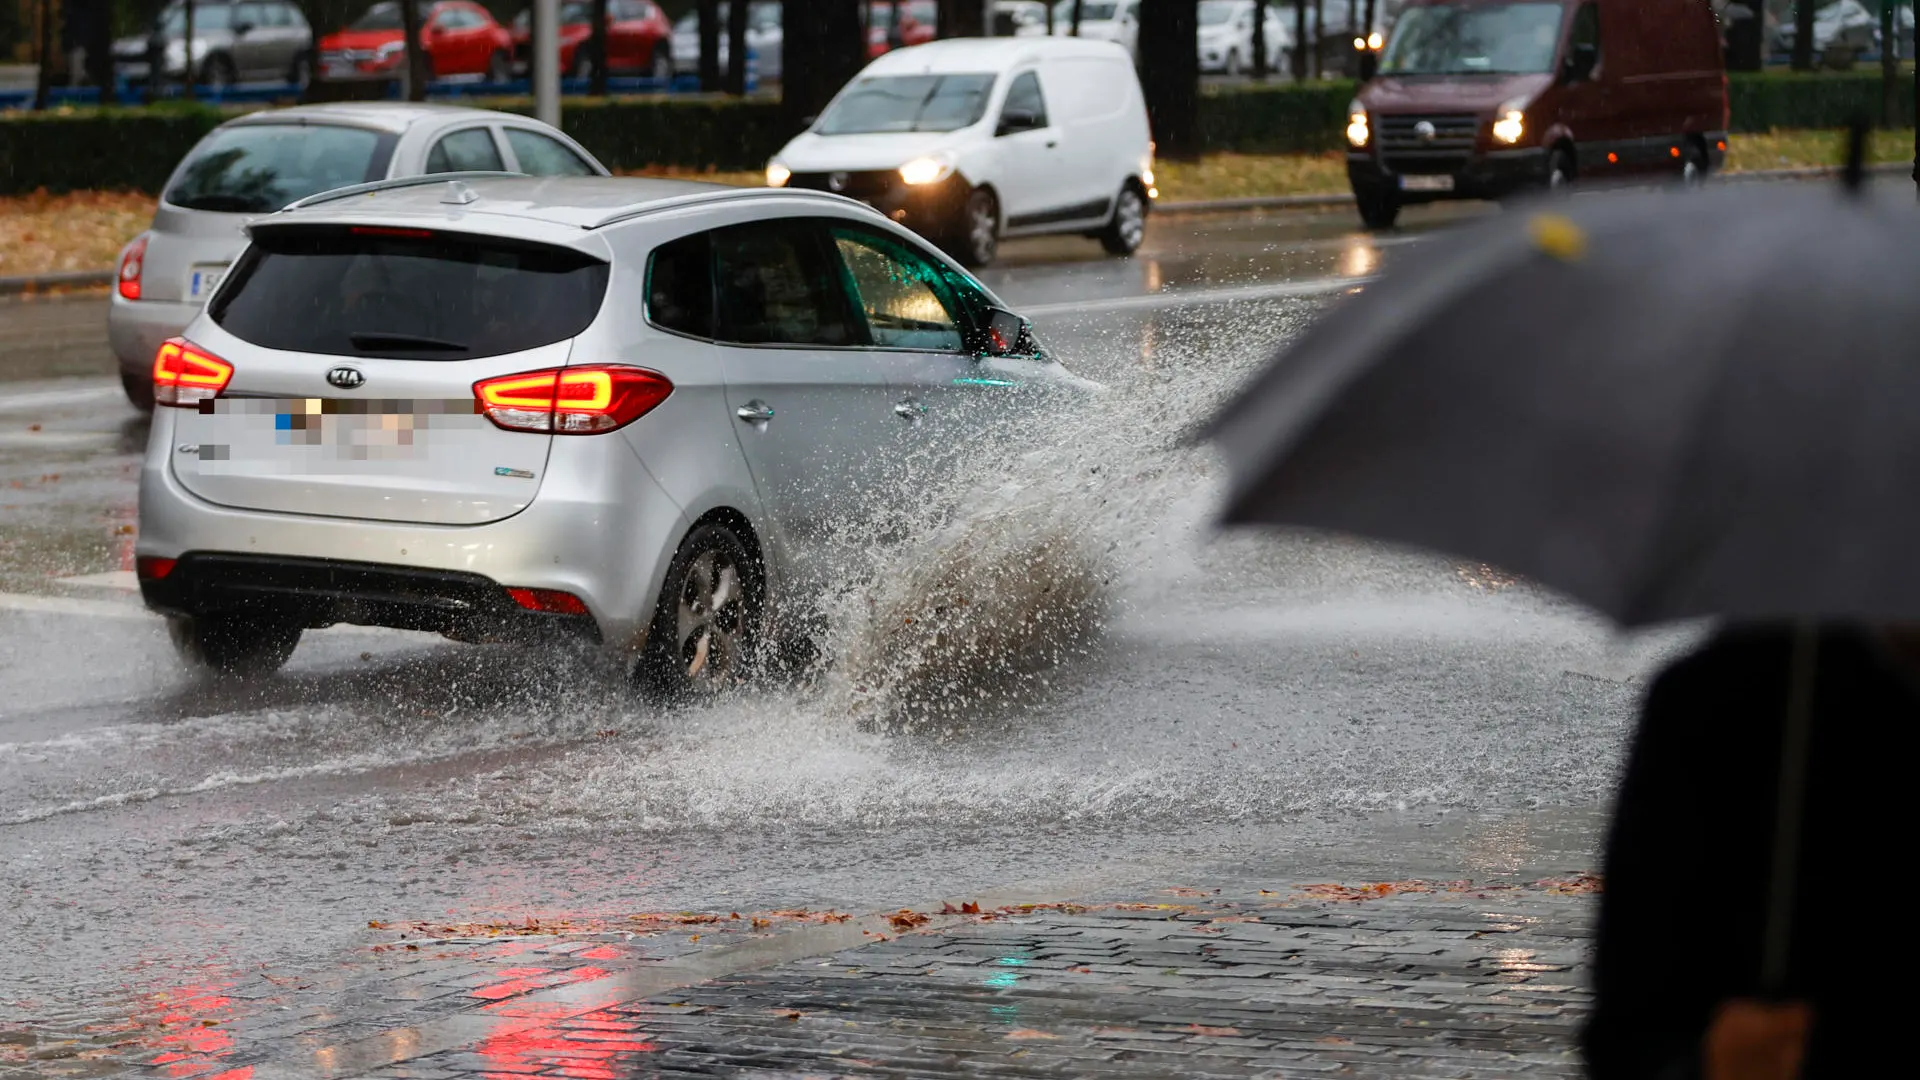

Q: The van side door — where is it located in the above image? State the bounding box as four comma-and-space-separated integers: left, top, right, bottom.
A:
990, 70, 1069, 228
1555, 1, 1629, 180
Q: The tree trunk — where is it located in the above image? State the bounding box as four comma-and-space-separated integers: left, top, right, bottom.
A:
182, 0, 195, 99
1251, 0, 1267, 78
399, 0, 426, 100
1883, 0, 1898, 127
779, 0, 864, 132
1725, 0, 1763, 71
1310, 0, 1322, 77
1290, 0, 1305, 80
33, 0, 53, 109
1139, 0, 1199, 159
698, 0, 720, 90
589, 0, 609, 94
724, 0, 748, 93
1791, 0, 1814, 71
939, 0, 986, 37
1071, 0, 1083, 34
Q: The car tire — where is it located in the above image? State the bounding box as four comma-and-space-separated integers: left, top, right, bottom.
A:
633, 522, 762, 703
1546, 145, 1575, 193
487, 50, 511, 84
202, 53, 237, 91
651, 48, 673, 83
1225, 49, 1244, 76
952, 186, 1000, 268
1098, 183, 1148, 255
569, 46, 595, 81
1354, 188, 1401, 230
288, 51, 312, 90
1680, 139, 1709, 189
120, 370, 154, 411
169, 614, 301, 678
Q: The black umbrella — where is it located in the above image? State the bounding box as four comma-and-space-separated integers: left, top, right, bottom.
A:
1208, 173, 1916, 996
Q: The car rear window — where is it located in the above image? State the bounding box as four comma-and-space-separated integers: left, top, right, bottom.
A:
209, 225, 610, 360
165, 124, 395, 213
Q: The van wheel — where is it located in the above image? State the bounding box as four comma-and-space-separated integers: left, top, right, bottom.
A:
1098, 184, 1148, 255
487, 50, 512, 84
634, 522, 762, 702
1546, 146, 1575, 192
953, 187, 1000, 267
121, 370, 154, 411
1680, 140, 1709, 188
1355, 188, 1400, 230
169, 614, 301, 678
651, 49, 673, 82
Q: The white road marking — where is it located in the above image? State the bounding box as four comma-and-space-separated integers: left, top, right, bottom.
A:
56, 570, 139, 591
1022, 275, 1372, 318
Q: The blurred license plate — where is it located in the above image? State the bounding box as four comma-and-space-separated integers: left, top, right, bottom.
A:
324, 60, 354, 77
1399, 174, 1455, 192
188, 264, 227, 300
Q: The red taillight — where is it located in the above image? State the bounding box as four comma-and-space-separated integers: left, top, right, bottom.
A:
473, 365, 673, 434
152, 338, 234, 408
118, 235, 148, 301
505, 587, 590, 615
136, 556, 177, 580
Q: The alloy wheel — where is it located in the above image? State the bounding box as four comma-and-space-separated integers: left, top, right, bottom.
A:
675, 549, 745, 686
965, 191, 998, 265
1116, 189, 1146, 250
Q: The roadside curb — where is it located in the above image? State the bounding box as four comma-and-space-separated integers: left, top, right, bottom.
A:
0, 268, 113, 296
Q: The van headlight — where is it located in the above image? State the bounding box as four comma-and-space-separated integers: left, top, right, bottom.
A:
765, 160, 791, 187
898, 154, 955, 186
1492, 99, 1527, 145
1345, 100, 1369, 149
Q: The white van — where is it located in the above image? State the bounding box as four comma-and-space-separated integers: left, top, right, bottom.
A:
764, 36, 1154, 266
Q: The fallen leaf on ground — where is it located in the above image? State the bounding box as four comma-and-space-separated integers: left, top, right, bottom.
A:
1185, 1024, 1241, 1037
1004, 1029, 1060, 1041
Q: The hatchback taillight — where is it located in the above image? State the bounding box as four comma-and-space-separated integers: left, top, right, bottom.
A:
474, 365, 673, 434
153, 338, 234, 408
118, 235, 148, 301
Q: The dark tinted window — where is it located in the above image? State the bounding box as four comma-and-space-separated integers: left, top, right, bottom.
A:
647, 233, 714, 339
426, 128, 504, 173
210, 226, 610, 360
1000, 71, 1047, 128
710, 223, 854, 346
160, 3, 233, 31
165, 124, 392, 213
505, 129, 596, 176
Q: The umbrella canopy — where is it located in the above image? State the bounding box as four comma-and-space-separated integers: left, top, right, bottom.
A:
1211, 182, 1920, 627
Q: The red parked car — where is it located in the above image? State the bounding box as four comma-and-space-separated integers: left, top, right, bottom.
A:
866, 0, 935, 57
511, 0, 674, 80
318, 0, 514, 84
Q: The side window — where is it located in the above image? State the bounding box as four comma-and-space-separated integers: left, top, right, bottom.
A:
999, 70, 1048, 130
235, 2, 265, 28
646, 232, 713, 339
282, 3, 308, 28
710, 222, 855, 346
504, 129, 596, 176
1568, 2, 1600, 71
425, 127, 505, 173
828, 226, 962, 352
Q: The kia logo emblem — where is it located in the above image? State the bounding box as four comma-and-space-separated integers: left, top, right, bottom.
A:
326, 366, 365, 390
828, 171, 849, 192
1414, 120, 1437, 142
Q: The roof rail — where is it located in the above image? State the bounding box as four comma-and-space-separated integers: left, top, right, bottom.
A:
282, 171, 527, 212
586, 185, 864, 230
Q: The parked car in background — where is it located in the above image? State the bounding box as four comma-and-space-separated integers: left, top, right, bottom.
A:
994, 0, 1049, 35
1021, 0, 1139, 59
866, 1, 937, 57
668, 0, 782, 79
109, 103, 607, 409
135, 173, 1076, 691
1773, 0, 1879, 59
1197, 0, 1293, 74
767, 37, 1153, 266
1345, 0, 1728, 229
510, 0, 673, 80
112, 0, 315, 89
318, 0, 513, 83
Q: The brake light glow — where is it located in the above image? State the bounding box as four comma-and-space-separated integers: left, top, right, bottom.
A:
136, 556, 176, 580
350, 226, 435, 238
118, 235, 148, 301
152, 338, 234, 407
473, 365, 673, 434
505, 587, 590, 615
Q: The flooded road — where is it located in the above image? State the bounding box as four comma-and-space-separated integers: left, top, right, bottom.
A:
0, 208, 1676, 1041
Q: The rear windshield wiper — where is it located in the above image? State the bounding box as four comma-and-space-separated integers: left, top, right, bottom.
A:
349, 332, 471, 353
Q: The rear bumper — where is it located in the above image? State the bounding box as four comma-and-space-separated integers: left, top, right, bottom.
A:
108, 293, 199, 378
141, 552, 601, 644
1347, 147, 1549, 201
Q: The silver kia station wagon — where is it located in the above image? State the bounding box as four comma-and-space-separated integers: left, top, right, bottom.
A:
135, 174, 1078, 698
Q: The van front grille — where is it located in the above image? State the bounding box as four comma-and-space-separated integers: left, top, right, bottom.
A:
788, 170, 900, 200
1377, 113, 1480, 153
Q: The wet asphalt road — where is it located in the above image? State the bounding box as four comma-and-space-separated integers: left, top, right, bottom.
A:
0, 207, 1682, 1039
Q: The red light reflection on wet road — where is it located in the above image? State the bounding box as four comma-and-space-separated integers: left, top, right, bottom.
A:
477, 999, 658, 1080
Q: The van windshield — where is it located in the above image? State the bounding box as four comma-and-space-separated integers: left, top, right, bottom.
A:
1378, 2, 1565, 75
816, 74, 996, 135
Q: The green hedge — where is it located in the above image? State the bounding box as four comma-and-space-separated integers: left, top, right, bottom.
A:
1, 70, 1912, 195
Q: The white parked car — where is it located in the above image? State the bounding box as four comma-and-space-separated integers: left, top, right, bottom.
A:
1019, 0, 1139, 60
135, 174, 1083, 695
669, 0, 781, 80
1197, 0, 1294, 74
107, 103, 606, 409
765, 36, 1153, 267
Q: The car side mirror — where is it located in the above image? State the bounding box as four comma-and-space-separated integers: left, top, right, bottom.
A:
974, 307, 1028, 357
233, 21, 254, 35
996, 108, 1040, 136
1563, 41, 1597, 81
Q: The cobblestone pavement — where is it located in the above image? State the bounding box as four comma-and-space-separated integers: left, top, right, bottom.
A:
3, 870, 1597, 1080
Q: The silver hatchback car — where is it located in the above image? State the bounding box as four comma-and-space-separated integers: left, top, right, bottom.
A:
109, 103, 606, 409
135, 174, 1077, 698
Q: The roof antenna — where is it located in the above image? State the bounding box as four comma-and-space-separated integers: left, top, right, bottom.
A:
441, 180, 479, 206
1843, 114, 1868, 195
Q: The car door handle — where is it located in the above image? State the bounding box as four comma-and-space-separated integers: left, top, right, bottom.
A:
1046, 139, 1058, 148
894, 398, 924, 420
735, 400, 775, 422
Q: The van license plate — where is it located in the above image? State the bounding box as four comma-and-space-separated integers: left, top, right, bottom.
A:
1399, 174, 1455, 192
188, 264, 228, 301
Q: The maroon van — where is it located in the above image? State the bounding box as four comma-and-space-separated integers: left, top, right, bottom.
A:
1345, 0, 1729, 228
